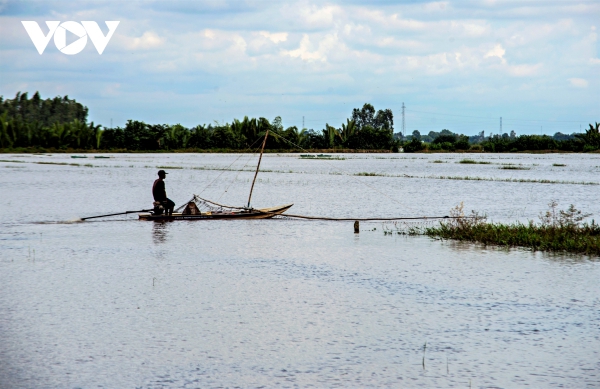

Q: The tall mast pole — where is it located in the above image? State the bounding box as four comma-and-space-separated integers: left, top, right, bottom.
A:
247, 128, 269, 208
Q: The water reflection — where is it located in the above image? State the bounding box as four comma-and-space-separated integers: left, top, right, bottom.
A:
152, 221, 169, 244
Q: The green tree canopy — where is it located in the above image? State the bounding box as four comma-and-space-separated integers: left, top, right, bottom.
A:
0, 91, 88, 127
351, 103, 394, 132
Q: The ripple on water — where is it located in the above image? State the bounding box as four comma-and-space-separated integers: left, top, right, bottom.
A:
0, 153, 599, 388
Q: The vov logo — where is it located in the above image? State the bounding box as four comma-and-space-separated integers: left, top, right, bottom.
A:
22, 21, 120, 55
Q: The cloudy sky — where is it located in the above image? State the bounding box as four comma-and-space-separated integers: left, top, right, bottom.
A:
0, 0, 598, 135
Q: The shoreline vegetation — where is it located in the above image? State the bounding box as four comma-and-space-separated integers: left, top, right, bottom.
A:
388, 202, 600, 256
0, 147, 396, 154
1, 92, 599, 154
2, 147, 600, 154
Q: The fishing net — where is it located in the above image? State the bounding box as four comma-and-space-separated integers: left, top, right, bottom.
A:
175, 195, 250, 214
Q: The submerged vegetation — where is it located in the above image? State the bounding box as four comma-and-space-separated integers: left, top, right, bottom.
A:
3, 156, 597, 185
458, 159, 490, 164
395, 202, 599, 256
500, 165, 530, 170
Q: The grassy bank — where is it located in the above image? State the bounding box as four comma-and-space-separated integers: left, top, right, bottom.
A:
396, 203, 599, 256
424, 221, 600, 256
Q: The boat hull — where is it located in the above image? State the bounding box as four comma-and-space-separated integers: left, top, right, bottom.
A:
138, 204, 293, 221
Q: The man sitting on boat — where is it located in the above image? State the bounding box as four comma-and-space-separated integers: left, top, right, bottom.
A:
152, 170, 175, 216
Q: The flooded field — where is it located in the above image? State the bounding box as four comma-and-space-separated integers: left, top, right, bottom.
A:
1, 153, 599, 388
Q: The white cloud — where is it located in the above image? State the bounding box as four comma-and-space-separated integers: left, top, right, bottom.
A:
259, 31, 288, 43
122, 31, 164, 50
282, 34, 327, 62
508, 64, 542, 77
484, 44, 506, 64
568, 78, 588, 88
449, 21, 488, 37
291, 4, 340, 29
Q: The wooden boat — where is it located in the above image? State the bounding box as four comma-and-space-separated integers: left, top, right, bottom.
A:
139, 128, 293, 221
138, 203, 293, 221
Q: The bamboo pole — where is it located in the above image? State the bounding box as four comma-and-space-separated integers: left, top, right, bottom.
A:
81, 209, 152, 220
247, 129, 269, 208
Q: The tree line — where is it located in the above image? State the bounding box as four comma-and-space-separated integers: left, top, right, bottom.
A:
402, 125, 599, 152
1, 92, 397, 151
1, 92, 598, 152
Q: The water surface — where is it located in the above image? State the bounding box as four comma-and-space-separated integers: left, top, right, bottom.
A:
1, 153, 599, 388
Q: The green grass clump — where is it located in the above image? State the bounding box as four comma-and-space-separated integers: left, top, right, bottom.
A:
553, 163, 566, 167
500, 165, 530, 170
36, 161, 80, 166
425, 222, 599, 255
458, 159, 490, 164
423, 202, 599, 256
431, 160, 445, 163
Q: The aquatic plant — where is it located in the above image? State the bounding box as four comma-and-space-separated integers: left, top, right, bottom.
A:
500, 166, 530, 170
458, 159, 491, 164
423, 202, 599, 255
355, 172, 380, 176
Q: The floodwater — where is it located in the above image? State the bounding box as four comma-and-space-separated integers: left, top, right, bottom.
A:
1, 152, 599, 388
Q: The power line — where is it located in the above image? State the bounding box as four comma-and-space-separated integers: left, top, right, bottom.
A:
405, 108, 588, 123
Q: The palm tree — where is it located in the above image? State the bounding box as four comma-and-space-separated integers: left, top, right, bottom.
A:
323, 124, 339, 148
49, 122, 71, 149
576, 122, 600, 148
0, 112, 13, 148
337, 119, 356, 145
95, 126, 103, 149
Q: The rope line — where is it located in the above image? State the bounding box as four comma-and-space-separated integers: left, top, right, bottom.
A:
196, 136, 265, 197
267, 130, 413, 211
271, 213, 453, 221
174, 139, 264, 212
217, 145, 262, 202
180, 196, 456, 222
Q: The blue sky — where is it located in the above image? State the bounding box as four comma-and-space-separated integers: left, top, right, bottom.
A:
0, 0, 598, 136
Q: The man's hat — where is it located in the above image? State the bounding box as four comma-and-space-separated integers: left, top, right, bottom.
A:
158, 170, 168, 175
